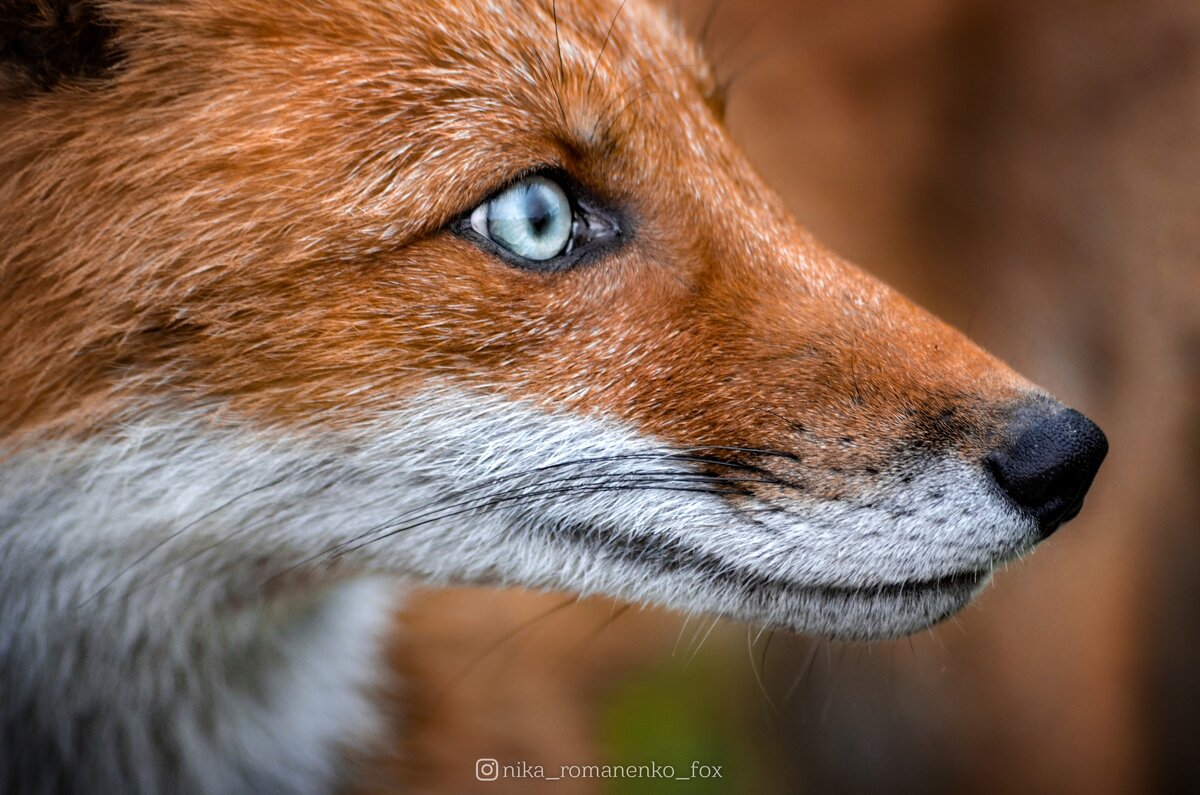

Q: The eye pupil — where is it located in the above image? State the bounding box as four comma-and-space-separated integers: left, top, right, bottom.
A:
524, 191, 553, 236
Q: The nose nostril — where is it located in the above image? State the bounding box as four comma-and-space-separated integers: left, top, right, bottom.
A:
986, 406, 1108, 538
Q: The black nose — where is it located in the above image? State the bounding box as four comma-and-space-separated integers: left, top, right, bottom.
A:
985, 406, 1108, 538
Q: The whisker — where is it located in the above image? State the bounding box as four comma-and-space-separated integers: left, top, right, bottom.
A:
748, 624, 779, 714
204, 452, 747, 587
331, 479, 753, 560
591, 63, 693, 139
280, 480, 799, 595
716, 42, 792, 103
683, 616, 722, 669
819, 643, 848, 726
555, 601, 634, 671
672, 612, 694, 657
710, 4, 774, 76
783, 639, 821, 703
78, 459, 333, 606
121, 470, 349, 600
433, 594, 579, 706
678, 443, 802, 462
551, 0, 568, 125
112, 440, 805, 602
264, 472, 752, 590
585, 0, 628, 100
319, 465, 767, 561
597, 87, 673, 140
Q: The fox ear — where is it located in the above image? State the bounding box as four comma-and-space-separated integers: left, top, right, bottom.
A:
1, 0, 120, 95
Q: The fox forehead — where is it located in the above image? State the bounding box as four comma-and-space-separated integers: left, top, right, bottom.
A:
102, 0, 722, 244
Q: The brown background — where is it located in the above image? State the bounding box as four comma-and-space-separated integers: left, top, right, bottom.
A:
371, 1, 1200, 792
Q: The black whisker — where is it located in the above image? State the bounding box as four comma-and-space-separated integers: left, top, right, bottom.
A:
308, 453, 768, 561
597, 87, 673, 140
123, 467, 349, 600
330, 477, 757, 560
555, 601, 635, 671
585, 0, 628, 100
710, 4, 773, 76
433, 595, 580, 707
258, 468, 759, 589
551, 0, 568, 125
716, 42, 792, 103
78, 459, 333, 606
591, 63, 693, 139
111, 439, 808, 602
753, 406, 799, 431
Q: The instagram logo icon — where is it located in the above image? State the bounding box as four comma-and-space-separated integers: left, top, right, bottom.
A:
476, 758, 499, 782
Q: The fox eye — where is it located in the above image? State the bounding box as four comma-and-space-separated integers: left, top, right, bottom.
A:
457, 172, 624, 270
470, 176, 572, 261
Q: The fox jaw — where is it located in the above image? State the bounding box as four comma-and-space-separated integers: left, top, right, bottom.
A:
1, 0, 1106, 791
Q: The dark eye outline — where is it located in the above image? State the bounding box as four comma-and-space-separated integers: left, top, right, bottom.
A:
451, 168, 627, 273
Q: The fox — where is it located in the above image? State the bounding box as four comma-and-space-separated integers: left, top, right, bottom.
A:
0, 0, 1109, 792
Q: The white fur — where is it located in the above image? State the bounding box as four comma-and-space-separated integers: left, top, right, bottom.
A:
0, 383, 1036, 792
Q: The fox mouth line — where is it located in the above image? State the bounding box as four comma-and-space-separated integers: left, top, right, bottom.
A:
815, 567, 991, 600
551, 521, 994, 602
748, 567, 995, 639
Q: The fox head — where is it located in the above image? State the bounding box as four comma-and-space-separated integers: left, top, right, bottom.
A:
0, 0, 1106, 639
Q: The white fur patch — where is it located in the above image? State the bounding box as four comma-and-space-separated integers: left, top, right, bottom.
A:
0, 383, 1036, 792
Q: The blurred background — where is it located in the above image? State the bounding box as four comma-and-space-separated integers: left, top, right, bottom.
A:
369, 0, 1200, 791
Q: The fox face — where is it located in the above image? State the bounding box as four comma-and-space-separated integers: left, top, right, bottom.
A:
0, 0, 1107, 647
0, 1, 1112, 790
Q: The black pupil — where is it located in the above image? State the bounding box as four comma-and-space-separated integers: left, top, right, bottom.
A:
524, 186, 555, 237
